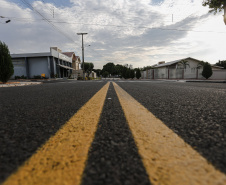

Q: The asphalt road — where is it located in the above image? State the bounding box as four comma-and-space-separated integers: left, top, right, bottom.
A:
81, 83, 150, 185
0, 81, 107, 183
0, 80, 226, 184
116, 81, 226, 174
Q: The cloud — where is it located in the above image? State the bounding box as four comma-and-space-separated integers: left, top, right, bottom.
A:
0, 0, 225, 69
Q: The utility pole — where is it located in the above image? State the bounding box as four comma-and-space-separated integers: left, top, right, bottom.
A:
77, 33, 88, 80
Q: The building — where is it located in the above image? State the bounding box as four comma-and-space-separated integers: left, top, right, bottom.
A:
62, 52, 82, 79
141, 57, 225, 80
11, 47, 80, 79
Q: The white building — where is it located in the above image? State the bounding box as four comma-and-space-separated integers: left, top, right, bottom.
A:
11, 47, 80, 79
141, 57, 225, 80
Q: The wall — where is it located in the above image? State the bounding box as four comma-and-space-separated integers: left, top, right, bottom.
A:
209, 70, 226, 80
50, 48, 59, 58
141, 68, 226, 80
28, 57, 50, 78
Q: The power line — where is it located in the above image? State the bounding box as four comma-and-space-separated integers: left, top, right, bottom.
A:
4, 15, 225, 34
17, 0, 83, 58
2, 1, 206, 24
19, 0, 79, 44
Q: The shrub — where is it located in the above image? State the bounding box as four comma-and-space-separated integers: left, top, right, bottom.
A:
33, 75, 42, 79
77, 76, 83, 80
15, 75, 26, 80
50, 73, 55, 78
0, 41, 14, 83
136, 68, 141, 79
202, 62, 213, 79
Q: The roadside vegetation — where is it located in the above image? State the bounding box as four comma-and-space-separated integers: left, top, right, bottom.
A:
202, 62, 213, 79
202, 0, 226, 14
215, 60, 226, 69
81, 62, 94, 77
100, 62, 141, 79
0, 41, 14, 84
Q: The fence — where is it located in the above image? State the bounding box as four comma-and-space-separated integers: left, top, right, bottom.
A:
141, 68, 226, 80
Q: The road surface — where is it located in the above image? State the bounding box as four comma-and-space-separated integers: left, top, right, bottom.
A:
0, 80, 225, 185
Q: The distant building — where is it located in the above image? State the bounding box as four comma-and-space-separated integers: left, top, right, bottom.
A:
62, 52, 82, 79
11, 47, 80, 79
141, 57, 225, 80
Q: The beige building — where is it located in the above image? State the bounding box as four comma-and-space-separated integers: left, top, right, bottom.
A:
62, 52, 82, 78
142, 57, 225, 80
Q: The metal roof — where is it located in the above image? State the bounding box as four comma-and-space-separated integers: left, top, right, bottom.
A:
154, 57, 201, 68
11, 52, 51, 58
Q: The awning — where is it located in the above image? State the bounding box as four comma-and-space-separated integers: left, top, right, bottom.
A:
57, 64, 75, 70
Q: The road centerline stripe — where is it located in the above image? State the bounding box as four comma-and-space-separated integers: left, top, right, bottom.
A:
3, 82, 110, 185
113, 82, 226, 185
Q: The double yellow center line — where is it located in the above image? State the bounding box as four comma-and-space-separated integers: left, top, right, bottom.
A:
3, 82, 226, 185
3, 82, 110, 185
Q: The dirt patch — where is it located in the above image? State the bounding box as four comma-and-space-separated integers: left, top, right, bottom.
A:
0, 82, 20, 84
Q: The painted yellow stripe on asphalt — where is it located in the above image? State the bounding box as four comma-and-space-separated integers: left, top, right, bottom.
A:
3, 82, 110, 185
113, 82, 226, 185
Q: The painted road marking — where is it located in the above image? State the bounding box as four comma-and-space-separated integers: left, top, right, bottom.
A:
113, 82, 226, 185
3, 82, 110, 185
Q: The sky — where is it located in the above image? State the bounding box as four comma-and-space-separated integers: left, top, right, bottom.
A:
0, 0, 226, 69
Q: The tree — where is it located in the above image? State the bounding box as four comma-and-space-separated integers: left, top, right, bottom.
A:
202, 0, 226, 24
81, 62, 94, 77
215, 60, 226, 69
102, 71, 109, 78
202, 62, 213, 79
130, 69, 135, 79
178, 60, 190, 79
102, 62, 115, 76
136, 68, 141, 79
0, 41, 14, 83
115, 64, 123, 77
122, 66, 127, 79
202, 0, 225, 14
141, 66, 153, 71
125, 68, 130, 79
93, 69, 101, 77
178, 60, 190, 69
196, 61, 205, 79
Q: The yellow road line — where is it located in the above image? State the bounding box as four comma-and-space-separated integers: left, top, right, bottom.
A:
113, 82, 226, 185
3, 82, 110, 185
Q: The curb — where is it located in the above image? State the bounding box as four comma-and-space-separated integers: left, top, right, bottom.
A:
0, 82, 43, 87
186, 80, 226, 83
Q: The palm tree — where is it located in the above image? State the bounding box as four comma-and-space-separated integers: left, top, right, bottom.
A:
196, 61, 204, 79
178, 60, 190, 79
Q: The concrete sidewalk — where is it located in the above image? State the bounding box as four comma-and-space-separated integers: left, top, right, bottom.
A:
185, 79, 226, 83
0, 78, 70, 87
140, 79, 226, 83
0, 81, 42, 87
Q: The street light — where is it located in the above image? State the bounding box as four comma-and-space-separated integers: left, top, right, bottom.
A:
0, 16, 11, 24
77, 33, 88, 80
